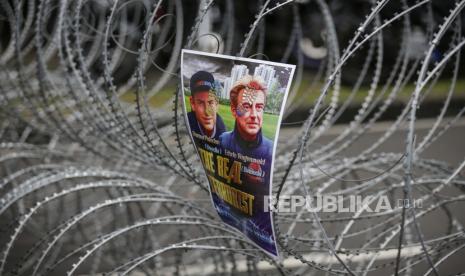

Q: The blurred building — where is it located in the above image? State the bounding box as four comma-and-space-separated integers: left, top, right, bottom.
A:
253, 64, 277, 91
221, 64, 282, 99
222, 64, 249, 99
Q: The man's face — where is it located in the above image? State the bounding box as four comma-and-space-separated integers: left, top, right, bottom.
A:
190, 91, 218, 134
233, 88, 265, 140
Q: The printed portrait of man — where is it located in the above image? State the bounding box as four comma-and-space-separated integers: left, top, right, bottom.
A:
188, 71, 226, 140
219, 75, 272, 162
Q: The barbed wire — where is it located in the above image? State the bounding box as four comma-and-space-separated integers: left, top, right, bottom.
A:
0, 0, 464, 275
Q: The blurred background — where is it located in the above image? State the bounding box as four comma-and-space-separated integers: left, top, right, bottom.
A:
1, 0, 464, 275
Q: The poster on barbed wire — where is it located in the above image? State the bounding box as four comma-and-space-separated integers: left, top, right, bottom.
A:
181, 49, 295, 258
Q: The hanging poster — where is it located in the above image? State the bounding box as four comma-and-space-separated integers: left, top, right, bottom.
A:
181, 49, 295, 257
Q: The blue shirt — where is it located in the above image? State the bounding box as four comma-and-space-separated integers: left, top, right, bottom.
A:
219, 124, 273, 163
